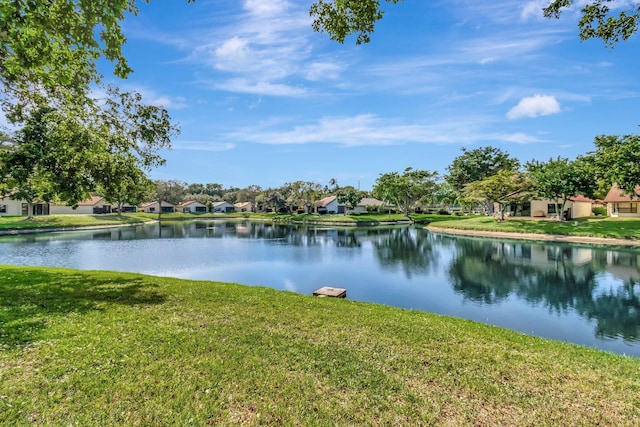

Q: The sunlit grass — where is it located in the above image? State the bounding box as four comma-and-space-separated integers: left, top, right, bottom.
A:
1, 266, 639, 425
0, 214, 148, 230
430, 216, 640, 240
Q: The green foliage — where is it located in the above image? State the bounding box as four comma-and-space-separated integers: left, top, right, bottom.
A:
462, 170, 530, 220
592, 134, 640, 197
544, 0, 640, 47
526, 156, 597, 221
446, 146, 521, 192
336, 185, 365, 213
310, 0, 404, 44
372, 167, 439, 217
592, 206, 607, 216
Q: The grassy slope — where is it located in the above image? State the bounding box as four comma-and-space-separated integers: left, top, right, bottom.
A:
1, 266, 639, 425
0, 214, 148, 230
430, 216, 640, 240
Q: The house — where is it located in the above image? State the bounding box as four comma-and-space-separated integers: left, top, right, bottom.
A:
211, 201, 235, 213
141, 200, 175, 213
353, 197, 384, 213
315, 195, 339, 214
178, 200, 208, 213
314, 195, 384, 214
50, 195, 112, 215
234, 202, 254, 213
0, 194, 50, 216
505, 196, 596, 219
0, 191, 50, 216
604, 183, 640, 217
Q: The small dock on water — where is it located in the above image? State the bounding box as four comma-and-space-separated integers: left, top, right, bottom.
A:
313, 286, 347, 298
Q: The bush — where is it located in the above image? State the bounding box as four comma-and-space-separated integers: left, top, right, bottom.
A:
437, 209, 450, 215
592, 207, 607, 216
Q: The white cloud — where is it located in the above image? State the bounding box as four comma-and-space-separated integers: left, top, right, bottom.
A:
224, 113, 541, 147
520, 1, 547, 21
174, 141, 236, 152
506, 94, 561, 119
212, 78, 307, 97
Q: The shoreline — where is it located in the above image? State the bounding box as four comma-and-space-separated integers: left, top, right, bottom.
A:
427, 225, 640, 247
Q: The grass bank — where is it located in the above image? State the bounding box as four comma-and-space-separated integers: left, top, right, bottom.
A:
0, 214, 148, 232
1, 266, 639, 425
429, 216, 640, 240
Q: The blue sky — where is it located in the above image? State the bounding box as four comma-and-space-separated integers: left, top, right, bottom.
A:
109, 0, 640, 191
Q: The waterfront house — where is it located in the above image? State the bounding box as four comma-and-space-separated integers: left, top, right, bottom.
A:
178, 200, 208, 213
50, 195, 112, 215
604, 183, 640, 217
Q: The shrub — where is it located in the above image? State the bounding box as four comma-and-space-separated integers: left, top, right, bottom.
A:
438, 209, 450, 215
592, 207, 607, 216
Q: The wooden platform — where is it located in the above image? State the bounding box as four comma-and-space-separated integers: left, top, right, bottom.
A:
313, 286, 347, 298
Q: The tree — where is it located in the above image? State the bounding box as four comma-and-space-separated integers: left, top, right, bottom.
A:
372, 167, 438, 217
591, 134, 640, 197
336, 186, 365, 214
310, 1, 639, 48
446, 146, 520, 214
283, 181, 323, 213
310, 0, 403, 45
154, 179, 186, 218
97, 153, 154, 216
462, 170, 530, 221
543, 1, 640, 47
526, 157, 596, 221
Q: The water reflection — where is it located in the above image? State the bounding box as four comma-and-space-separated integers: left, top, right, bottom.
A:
1, 221, 640, 355
446, 236, 640, 343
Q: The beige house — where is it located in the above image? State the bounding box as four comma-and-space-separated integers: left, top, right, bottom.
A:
141, 200, 175, 213
234, 202, 254, 212
178, 200, 208, 213
604, 184, 640, 218
505, 196, 596, 219
0, 193, 50, 216
50, 195, 112, 215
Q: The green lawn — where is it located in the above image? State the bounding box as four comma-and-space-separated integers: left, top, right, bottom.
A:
1, 266, 639, 425
430, 216, 640, 240
0, 214, 148, 231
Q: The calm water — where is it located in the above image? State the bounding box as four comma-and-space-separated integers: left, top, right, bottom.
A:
1, 220, 640, 357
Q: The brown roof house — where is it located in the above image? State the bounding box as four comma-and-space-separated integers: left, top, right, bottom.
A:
604, 183, 640, 218
50, 195, 112, 215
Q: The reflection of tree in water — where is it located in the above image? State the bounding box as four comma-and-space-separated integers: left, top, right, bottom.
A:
448, 239, 533, 304
577, 279, 640, 341
373, 227, 439, 278
447, 237, 640, 341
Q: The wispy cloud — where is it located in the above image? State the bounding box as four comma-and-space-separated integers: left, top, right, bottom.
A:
174, 141, 236, 152
225, 113, 542, 147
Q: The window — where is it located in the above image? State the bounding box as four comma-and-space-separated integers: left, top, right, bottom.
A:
615, 203, 637, 213
547, 204, 557, 214
0, 204, 6, 213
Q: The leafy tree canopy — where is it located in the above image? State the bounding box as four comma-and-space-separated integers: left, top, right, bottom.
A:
591, 134, 640, 197
310, 1, 639, 47
336, 185, 365, 213
372, 167, 438, 216
544, 0, 640, 47
462, 170, 530, 221
526, 157, 596, 221
445, 146, 520, 192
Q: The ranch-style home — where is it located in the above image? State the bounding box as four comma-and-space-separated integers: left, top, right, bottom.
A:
50, 195, 112, 215
604, 183, 640, 218
0, 194, 50, 216
504, 196, 597, 219
234, 202, 254, 212
141, 200, 175, 213
211, 201, 235, 213
178, 200, 208, 213
315, 196, 384, 214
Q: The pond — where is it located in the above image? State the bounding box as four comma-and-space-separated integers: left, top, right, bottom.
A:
2, 220, 640, 357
